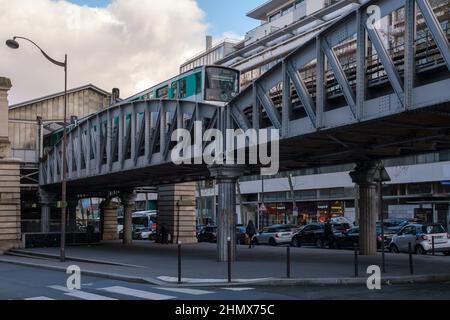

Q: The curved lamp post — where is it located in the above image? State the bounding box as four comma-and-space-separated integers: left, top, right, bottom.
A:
6, 36, 68, 262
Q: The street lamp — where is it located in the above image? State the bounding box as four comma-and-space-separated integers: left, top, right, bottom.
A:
6, 36, 68, 262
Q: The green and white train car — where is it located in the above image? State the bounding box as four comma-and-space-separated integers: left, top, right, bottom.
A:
126, 65, 240, 105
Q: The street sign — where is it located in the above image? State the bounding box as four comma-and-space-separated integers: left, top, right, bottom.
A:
293, 207, 299, 217
260, 204, 267, 212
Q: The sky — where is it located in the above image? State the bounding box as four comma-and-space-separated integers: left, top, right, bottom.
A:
1, 0, 263, 105
69, 0, 262, 39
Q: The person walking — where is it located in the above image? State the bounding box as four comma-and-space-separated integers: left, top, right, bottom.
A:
160, 223, 169, 245
246, 220, 257, 248
324, 219, 334, 249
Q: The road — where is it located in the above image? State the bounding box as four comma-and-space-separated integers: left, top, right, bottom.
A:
1, 262, 450, 300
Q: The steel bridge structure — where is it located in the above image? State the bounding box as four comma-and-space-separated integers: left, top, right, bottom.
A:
39, 0, 450, 259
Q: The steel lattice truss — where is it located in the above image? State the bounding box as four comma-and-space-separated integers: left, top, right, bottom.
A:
40, 0, 450, 194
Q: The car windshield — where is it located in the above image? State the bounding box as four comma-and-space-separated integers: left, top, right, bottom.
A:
422, 225, 446, 234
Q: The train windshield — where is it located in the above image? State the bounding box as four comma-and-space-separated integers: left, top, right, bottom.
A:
204, 67, 239, 103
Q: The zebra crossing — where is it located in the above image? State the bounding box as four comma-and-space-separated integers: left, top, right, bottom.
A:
23, 284, 255, 301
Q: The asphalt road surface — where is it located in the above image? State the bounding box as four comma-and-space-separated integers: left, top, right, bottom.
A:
1, 262, 450, 300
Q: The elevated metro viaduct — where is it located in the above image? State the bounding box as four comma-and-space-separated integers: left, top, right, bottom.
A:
37, 0, 450, 261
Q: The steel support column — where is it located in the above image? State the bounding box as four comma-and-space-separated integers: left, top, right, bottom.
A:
120, 189, 137, 245
350, 161, 380, 255
209, 165, 244, 262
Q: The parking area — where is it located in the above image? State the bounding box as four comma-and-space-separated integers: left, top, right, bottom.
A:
7, 240, 450, 283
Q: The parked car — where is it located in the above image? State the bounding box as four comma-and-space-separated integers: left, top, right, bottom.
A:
119, 224, 146, 240
135, 227, 152, 240
196, 224, 206, 237
254, 224, 296, 246
290, 222, 351, 248
197, 225, 218, 243
382, 218, 425, 234
333, 226, 388, 250
236, 226, 248, 245
390, 223, 450, 255
197, 225, 250, 244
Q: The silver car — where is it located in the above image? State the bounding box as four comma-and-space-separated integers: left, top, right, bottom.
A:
390, 223, 450, 255
254, 224, 295, 246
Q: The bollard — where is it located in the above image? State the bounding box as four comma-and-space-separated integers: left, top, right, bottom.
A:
432, 236, 435, 256
408, 242, 414, 275
354, 243, 358, 278
178, 241, 182, 284
227, 237, 232, 283
286, 246, 291, 278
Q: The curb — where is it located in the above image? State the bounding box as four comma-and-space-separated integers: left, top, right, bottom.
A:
7, 249, 145, 268
0, 257, 165, 286
1, 256, 450, 288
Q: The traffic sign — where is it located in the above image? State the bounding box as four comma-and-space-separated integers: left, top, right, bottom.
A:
293, 207, 299, 217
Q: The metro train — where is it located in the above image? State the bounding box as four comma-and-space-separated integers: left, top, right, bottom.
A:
125, 65, 240, 105
43, 66, 241, 150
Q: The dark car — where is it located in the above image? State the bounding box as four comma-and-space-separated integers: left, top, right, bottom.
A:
382, 218, 425, 234
290, 222, 350, 248
197, 225, 218, 243
196, 224, 206, 237
333, 226, 386, 249
236, 226, 247, 245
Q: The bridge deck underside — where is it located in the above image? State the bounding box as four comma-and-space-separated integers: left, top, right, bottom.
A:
43, 101, 450, 196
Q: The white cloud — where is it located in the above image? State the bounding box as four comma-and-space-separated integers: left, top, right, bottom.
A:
0, 0, 207, 105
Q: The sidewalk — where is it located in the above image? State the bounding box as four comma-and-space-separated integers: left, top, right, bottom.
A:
1, 241, 450, 287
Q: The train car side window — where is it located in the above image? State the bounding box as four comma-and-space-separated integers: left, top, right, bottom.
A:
180, 79, 187, 98
171, 82, 178, 99
195, 73, 202, 94
156, 86, 168, 99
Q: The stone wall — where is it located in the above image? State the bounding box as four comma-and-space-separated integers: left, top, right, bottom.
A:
0, 77, 22, 251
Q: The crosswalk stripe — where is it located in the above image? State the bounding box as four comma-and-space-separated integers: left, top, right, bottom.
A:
222, 288, 254, 292
155, 287, 214, 296
100, 286, 176, 300
25, 296, 55, 300
65, 291, 117, 301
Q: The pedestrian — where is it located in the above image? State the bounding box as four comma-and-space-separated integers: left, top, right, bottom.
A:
160, 223, 169, 245
324, 219, 334, 249
86, 222, 95, 247
246, 220, 257, 248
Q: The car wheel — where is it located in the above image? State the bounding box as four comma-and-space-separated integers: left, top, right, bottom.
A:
253, 238, 259, 246
415, 245, 427, 255
269, 238, 277, 246
315, 239, 323, 248
390, 244, 400, 253
293, 238, 301, 248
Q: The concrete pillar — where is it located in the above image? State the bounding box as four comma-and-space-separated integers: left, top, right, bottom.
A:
350, 161, 379, 255
120, 190, 136, 245
39, 189, 55, 233
102, 199, 119, 240
209, 165, 244, 262
67, 199, 78, 233
0, 77, 21, 251
158, 182, 197, 244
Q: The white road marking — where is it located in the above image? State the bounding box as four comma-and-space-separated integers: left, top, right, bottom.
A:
25, 296, 55, 300
222, 287, 254, 292
155, 287, 214, 295
65, 291, 116, 301
48, 285, 73, 293
100, 286, 176, 300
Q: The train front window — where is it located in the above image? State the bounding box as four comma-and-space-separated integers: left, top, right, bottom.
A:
204, 67, 239, 102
